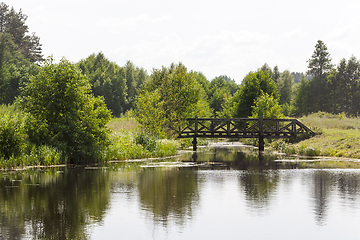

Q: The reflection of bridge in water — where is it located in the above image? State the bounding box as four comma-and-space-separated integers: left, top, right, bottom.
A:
177, 116, 315, 152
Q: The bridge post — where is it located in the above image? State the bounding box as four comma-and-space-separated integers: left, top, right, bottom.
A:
192, 138, 197, 151
259, 116, 264, 151
193, 115, 198, 151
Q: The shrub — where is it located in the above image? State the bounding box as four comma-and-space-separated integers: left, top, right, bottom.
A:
135, 132, 159, 152
0, 113, 25, 159
18, 58, 112, 163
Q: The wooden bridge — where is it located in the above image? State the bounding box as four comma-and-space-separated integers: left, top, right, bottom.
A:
177, 116, 315, 152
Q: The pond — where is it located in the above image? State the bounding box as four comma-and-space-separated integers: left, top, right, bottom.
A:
1, 143, 360, 239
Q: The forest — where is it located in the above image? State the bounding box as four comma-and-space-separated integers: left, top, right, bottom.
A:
1, 2, 360, 166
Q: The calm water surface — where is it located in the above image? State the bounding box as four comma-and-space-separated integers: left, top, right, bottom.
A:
1, 144, 360, 239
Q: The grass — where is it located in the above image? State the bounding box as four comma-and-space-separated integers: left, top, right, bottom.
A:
270, 112, 360, 158
106, 116, 139, 133
105, 117, 178, 161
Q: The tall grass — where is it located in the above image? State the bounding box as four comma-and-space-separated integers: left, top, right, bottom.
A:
271, 112, 360, 158
300, 112, 360, 130
105, 117, 178, 161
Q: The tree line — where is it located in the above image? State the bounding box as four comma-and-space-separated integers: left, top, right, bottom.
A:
2, 2, 360, 140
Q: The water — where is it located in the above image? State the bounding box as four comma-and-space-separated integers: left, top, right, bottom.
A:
1, 144, 360, 239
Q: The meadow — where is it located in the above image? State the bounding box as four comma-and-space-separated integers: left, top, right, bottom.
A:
270, 112, 360, 158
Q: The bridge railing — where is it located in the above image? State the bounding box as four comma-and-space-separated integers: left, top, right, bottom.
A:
177, 116, 315, 139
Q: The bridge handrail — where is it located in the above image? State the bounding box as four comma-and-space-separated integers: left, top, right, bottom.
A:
178, 117, 315, 137
185, 117, 302, 122
178, 117, 315, 151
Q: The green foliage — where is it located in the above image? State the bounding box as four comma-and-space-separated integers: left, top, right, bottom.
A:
0, 3, 43, 63
134, 89, 166, 137
294, 40, 333, 115
135, 132, 158, 152
0, 3, 42, 105
208, 75, 239, 116
78, 52, 128, 117
106, 131, 178, 160
327, 56, 360, 116
277, 70, 293, 105
0, 105, 64, 168
18, 57, 112, 163
194, 73, 239, 117
0, 111, 25, 158
251, 92, 284, 119
78, 53, 148, 116
307, 40, 333, 77
226, 69, 278, 118
293, 76, 310, 115
281, 102, 296, 117
294, 41, 360, 117
194, 72, 210, 96
135, 62, 211, 137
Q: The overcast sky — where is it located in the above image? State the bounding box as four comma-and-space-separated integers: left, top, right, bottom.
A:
6, 0, 360, 82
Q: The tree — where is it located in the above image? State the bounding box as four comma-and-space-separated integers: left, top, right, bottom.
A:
207, 76, 239, 116
229, 69, 278, 118
291, 72, 305, 83
328, 56, 360, 116
78, 53, 128, 117
125, 60, 137, 111
273, 66, 280, 83
135, 62, 211, 137
0, 3, 43, 63
305, 40, 333, 113
293, 76, 311, 116
277, 70, 293, 105
0, 3, 43, 104
345, 56, 360, 116
261, 63, 273, 76
307, 40, 333, 77
18, 58, 111, 163
251, 92, 284, 119
195, 72, 210, 98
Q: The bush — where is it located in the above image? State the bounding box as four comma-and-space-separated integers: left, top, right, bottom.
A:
18, 58, 112, 163
135, 132, 159, 152
0, 113, 25, 159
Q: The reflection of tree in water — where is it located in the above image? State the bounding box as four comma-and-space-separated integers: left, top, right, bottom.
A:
239, 169, 280, 211
337, 171, 360, 204
137, 168, 199, 227
311, 170, 360, 226
0, 167, 111, 239
312, 171, 332, 226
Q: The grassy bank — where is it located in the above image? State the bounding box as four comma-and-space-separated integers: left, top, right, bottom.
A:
270, 112, 360, 158
105, 117, 178, 160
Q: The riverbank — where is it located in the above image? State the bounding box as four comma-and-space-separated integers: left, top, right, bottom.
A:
2, 108, 360, 169
0, 106, 179, 169
269, 112, 360, 159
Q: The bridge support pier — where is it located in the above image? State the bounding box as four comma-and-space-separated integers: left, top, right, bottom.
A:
192, 138, 197, 151
258, 137, 264, 152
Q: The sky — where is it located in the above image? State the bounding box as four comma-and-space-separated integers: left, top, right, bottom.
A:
6, 0, 360, 83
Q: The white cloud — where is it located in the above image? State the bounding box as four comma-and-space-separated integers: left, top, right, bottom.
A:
96, 15, 172, 34
279, 29, 307, 40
